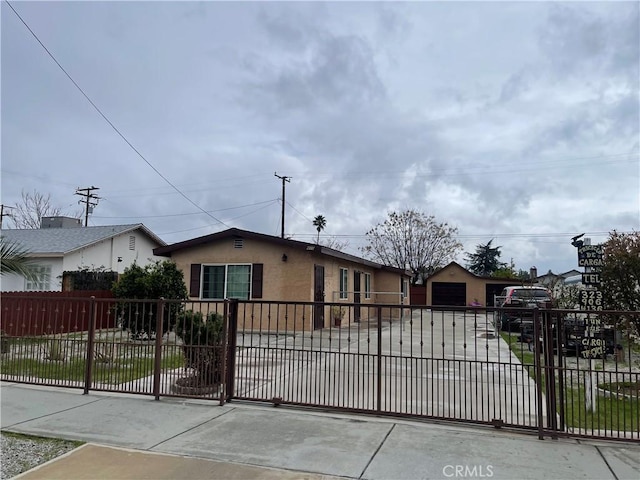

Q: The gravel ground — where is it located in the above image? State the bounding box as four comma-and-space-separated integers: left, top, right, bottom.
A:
1, 432, 81, 479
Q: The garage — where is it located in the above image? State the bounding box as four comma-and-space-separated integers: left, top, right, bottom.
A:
432, 282, 466, 306
486, 283, 510, 306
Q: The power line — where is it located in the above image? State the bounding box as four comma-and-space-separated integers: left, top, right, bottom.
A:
94, 198, 279, 219
157, 200, 279, 236
5, 1, 228, 229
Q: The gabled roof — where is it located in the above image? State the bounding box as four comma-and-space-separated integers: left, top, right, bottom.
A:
154, 227, 410, 276
1, 224, 165, 256
427, 261, 532, 283
426, 261, 479, 280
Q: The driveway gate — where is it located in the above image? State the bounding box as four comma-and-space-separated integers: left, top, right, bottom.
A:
224, 301, 638, 441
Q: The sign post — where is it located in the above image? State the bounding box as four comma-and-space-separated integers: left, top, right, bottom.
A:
574, 241, 603, 413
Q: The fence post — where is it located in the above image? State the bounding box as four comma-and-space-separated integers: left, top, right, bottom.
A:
533, 307, 544, 439
83, 296, 96, 395
554, 309, 566, 431
153, 298, 165, 401
543, 309, 558, 435
225, 299, 239, 403
376, 305, 382, 413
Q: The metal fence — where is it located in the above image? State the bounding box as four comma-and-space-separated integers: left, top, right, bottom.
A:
1, 296, 638, 441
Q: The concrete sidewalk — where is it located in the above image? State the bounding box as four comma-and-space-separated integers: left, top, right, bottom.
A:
1, 382, 638, 480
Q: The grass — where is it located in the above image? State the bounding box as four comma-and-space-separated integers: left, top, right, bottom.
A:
0, 343, 185, 385
563, 384, 639, 432
500, 333, 537, 379
1, 430, 83, 447
501, 331, 639, 433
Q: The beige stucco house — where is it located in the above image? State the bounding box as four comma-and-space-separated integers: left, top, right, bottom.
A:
154, 228, 411, 330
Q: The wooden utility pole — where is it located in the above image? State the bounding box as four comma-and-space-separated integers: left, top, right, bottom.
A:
75, 186, 100, 227
274, 173, 291, 239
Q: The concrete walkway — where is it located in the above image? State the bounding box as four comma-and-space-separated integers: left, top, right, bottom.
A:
2, 382, 639, 480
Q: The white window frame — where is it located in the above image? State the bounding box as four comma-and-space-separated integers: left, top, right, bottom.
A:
24, 264, 52, 291
201, 263, 252, 300
339, 267, 348, 300
364, 273, 372, 299
401, 279, 409, 299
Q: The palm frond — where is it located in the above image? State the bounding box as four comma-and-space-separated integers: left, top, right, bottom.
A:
0, 237, 36, 280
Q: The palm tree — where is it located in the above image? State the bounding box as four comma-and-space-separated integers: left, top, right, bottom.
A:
312, 215, 327, 244
0, 237, 35, 279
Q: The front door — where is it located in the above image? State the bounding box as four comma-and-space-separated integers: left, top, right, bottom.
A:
353, 270, 361, 322
313, 265, 325, 329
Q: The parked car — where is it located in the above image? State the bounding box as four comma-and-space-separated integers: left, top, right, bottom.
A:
498, 286, 552, 333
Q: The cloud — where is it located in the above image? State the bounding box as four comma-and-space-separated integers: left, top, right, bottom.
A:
1, 1, 638, 275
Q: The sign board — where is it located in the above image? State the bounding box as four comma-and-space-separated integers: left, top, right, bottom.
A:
581, 273, 601, 286
580, 316, 605, 359
579, 290, 603, 311
578, 245, 603, 268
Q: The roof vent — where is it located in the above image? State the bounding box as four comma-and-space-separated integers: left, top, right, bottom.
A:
234, 238, 244, 249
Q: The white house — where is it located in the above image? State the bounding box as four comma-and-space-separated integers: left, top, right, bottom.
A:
1, 219, 166, 292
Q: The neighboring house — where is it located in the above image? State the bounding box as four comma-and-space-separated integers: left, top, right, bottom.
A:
422, 262, 530, 307
535, 269, 582, 298
1, 219, 166, 292
153, 228, 411, 330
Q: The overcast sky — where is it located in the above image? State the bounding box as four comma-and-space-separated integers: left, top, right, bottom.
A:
2, 1, 639, 275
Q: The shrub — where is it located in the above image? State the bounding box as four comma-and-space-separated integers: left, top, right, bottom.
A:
112, 261, 188, 337
174, 310, 225, 387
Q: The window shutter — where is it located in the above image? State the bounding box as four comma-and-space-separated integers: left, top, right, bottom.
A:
251, 263, 263, 299
190, 264, 201, 297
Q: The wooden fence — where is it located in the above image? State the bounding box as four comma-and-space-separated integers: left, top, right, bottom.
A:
0, 291, 115, 336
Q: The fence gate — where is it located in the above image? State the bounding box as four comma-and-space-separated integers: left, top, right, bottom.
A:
225, 301, 543, 431
538, 309, 639, 440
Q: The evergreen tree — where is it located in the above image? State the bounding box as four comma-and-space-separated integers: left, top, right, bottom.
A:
465, 240, 506, 276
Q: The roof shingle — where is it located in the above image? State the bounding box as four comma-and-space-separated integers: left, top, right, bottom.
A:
1, 224, 165, 255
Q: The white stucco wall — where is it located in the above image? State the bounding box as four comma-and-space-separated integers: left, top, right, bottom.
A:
1, 229, 164, 292
0, 257, 64, 292
63, 230, 163, 274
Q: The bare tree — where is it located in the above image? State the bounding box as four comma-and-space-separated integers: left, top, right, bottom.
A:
10, 190, 76, 229
321, 236, 350, 251
361, 209, 462, 284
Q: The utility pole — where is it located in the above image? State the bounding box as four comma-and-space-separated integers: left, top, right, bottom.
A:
274, 172, 291, 239
75, 186, 100, 227
0, 204, 15, 229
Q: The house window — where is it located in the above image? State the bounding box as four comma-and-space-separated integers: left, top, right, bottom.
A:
339, 267, 348, 300
364, 273, 371, 299
24, 265, 52, 291
202, 264, 251, 300
129, 235, 136, 250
